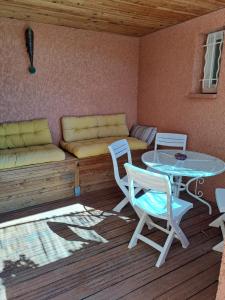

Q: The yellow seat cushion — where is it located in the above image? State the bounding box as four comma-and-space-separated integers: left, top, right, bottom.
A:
61, 114, 129, 142
0, 144, 65, 170
0, 119, 52, 149
60, 137, 147, 159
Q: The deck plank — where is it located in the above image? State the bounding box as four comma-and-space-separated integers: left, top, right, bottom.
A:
0, 188, 221, 300
120, 253, 220, 300
156, 263, 220, 299
189, 282, 219, 300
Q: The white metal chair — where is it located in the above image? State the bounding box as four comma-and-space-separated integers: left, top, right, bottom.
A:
153, 132, 187, 197
154, 132, 187, 151
125, 163, 193, 267
209, 188, 225, 252
108, 139, 142, 213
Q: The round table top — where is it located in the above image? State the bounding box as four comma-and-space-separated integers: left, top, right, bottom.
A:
142, 150, 225, 178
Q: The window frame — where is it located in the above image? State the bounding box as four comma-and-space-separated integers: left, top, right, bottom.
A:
201, 30, 224, 94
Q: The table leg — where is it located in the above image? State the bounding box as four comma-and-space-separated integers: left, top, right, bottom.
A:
185, 177, 212, 215
169, 175, 182, 197
170, 175, 178, 197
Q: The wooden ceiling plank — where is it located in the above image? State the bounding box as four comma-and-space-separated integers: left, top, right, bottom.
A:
45, 0, 225, 26
46, 0, 198, 17
62, 0, 219, 16
0, 0, 225, 36
0, 3, 151, 30
0, 5, 152, 36
0, 0, 196, 27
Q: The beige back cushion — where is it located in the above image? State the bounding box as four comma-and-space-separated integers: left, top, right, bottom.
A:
0, 119, 52, 149
62, 114, 129, 142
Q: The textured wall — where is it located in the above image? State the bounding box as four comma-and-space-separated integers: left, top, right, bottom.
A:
0, 18, 139, 144
217, 245, 225, 299
138, 8, 225, 201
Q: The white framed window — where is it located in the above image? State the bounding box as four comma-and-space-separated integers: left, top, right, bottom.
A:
201, 30, 224, 94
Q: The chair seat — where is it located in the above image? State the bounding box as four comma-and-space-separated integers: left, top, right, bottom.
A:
0, 144, 65, 169
216, 188, 225, 213
133, 191, 193, 220
60, 136, 147, 159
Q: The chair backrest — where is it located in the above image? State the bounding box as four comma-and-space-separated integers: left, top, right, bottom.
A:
108, 139, 132, 186
124, 163, 172, 220
154, 133, 187, 151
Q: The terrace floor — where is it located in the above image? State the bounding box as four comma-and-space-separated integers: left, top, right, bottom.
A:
0, 188, 222, 300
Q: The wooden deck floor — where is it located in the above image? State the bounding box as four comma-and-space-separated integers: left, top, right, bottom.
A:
0, 188, 222, 300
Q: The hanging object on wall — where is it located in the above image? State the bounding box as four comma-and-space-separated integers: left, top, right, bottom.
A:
25, 27, 36, 74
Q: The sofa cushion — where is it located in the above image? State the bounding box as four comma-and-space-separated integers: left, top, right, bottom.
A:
130, 125, 157, 145
60, 136, 147, 159
61, 114, 129, 142
0, 119, 52, 149
0, 144, 65, 170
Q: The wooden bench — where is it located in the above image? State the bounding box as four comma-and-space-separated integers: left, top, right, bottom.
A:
0, 153, 79, 212
77, 149, 146, 195
0, 149, 146, 212
59, 114, 152, 196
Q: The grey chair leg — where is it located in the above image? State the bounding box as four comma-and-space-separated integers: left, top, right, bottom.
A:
113, 197, 129, 212
128, 213, 147, 248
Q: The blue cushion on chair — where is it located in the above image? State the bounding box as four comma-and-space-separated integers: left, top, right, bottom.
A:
133, 191, 193, 220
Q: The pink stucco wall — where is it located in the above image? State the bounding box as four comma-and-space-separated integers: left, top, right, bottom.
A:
138, 8, 225, 201
0, 18, 139, 144
217, 245, 225, 299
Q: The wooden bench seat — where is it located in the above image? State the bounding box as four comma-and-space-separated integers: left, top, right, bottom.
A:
77, 149, 146, 195
59, 114, 150, 196
0, 147, 146, 212
0, 116, 150, 212
0, 153, 78, 212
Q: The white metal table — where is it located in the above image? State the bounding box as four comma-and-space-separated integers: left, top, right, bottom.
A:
142, 150, 225, 214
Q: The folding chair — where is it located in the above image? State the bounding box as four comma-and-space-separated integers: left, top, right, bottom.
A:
154, 132, 187, 197
108, 139, 142, 214
209, 188, 225, 252
125, 163, 193, 267
154, 132, 187, 151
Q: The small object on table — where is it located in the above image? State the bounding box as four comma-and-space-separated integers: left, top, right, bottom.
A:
175, 153, 187, 160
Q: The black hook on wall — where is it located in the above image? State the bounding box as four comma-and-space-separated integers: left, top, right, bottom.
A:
25, 27, 36, 74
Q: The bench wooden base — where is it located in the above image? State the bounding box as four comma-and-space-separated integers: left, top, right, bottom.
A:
0, 149, 146, 212
0, 153, 78, 213
78, 150, 146, 194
